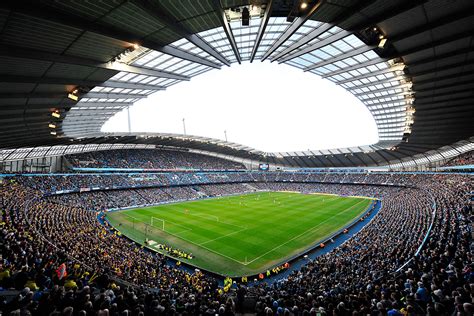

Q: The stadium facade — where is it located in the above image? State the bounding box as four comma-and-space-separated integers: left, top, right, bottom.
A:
0, 2, 473, 314
0, 0, 473, 170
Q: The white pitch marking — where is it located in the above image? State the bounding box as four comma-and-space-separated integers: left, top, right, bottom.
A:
243, 199, 369, 265
198, 227, 248, 246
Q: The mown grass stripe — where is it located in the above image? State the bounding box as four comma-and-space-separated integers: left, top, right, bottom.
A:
106, 191, 371, 276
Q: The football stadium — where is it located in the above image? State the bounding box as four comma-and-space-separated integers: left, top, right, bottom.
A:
0, 1, 473, 315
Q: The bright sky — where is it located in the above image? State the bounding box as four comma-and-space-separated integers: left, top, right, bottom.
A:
102, 61, 378, 152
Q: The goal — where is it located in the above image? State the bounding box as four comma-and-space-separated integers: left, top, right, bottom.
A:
150, 217, 165, 231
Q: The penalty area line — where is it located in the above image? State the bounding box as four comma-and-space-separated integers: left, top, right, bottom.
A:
243, 199, 368, 265
159, 227, 248, 266
175, 209, 247, 230
198, 227, 248, 246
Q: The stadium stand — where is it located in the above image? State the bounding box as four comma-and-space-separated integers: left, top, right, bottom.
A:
11, 172, 395, 195
442, 151, 474, 167
0, 172, 472, 315
0, 0, 473, 315
67, 149, 246, 170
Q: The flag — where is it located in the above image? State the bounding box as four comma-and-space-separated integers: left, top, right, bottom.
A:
56, 263, 67, 280
223, 277, 233, 292
88, 271, 98, 283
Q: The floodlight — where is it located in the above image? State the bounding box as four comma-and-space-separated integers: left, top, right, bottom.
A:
68, 93, 78, 101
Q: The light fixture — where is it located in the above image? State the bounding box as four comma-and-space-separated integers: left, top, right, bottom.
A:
394, 66, 407, 76
67, 93, 78, 101
50, 131, 57, 136
300, 1, 308, 9
48, 123, 56, 129
242, 7, 249, 26
378, 37, 387, 48
51, 111, 61, 118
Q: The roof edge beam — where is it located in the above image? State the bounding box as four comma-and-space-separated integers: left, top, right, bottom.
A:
278, 29, 351, 62
346, 76, 406, 91
102, 80, 165, 91
83, 92, 147, 99
250, 0, 273, 63
304, 45, 376, 72
0, 0, 220, 69
0, 75, 166, 91
274, 0, 378, 61
132, 0, 229, 66
261, 0, 325, 61
321, 58, 385, 78
333, 65, 403, 84
213, 0, 241, 64
0, 44, 190, 81
74, 102, 132, 107
273, 24, 334, 61
360, 91, 412, 102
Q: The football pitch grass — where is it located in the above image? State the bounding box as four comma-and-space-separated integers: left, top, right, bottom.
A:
106, 191, 372, 276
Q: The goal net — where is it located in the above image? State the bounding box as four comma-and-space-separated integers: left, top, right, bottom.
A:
150, 217, 165, 231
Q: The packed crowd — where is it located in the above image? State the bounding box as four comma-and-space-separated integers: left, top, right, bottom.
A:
39, 177, 413, 212
443, 151, 474, 167
16, 171, 412, 195
245, 175, 472, 315
0, 173, 472, 315
252, 182, 397, 199
67, 149, 246, 170
43, 184, 255, 211
18, 174, 172, 194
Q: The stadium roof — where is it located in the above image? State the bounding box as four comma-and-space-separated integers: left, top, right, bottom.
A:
0, 0, 473, 167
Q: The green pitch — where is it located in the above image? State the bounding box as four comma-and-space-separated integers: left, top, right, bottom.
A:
106, 191, 372, 276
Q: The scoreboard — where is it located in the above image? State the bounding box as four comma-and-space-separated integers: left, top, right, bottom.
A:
259, 163, 270, 171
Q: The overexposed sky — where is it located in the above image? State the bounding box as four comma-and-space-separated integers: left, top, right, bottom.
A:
102, 61, 378, 152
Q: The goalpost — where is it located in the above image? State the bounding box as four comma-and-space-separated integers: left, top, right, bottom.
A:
150, 217, 165, 231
